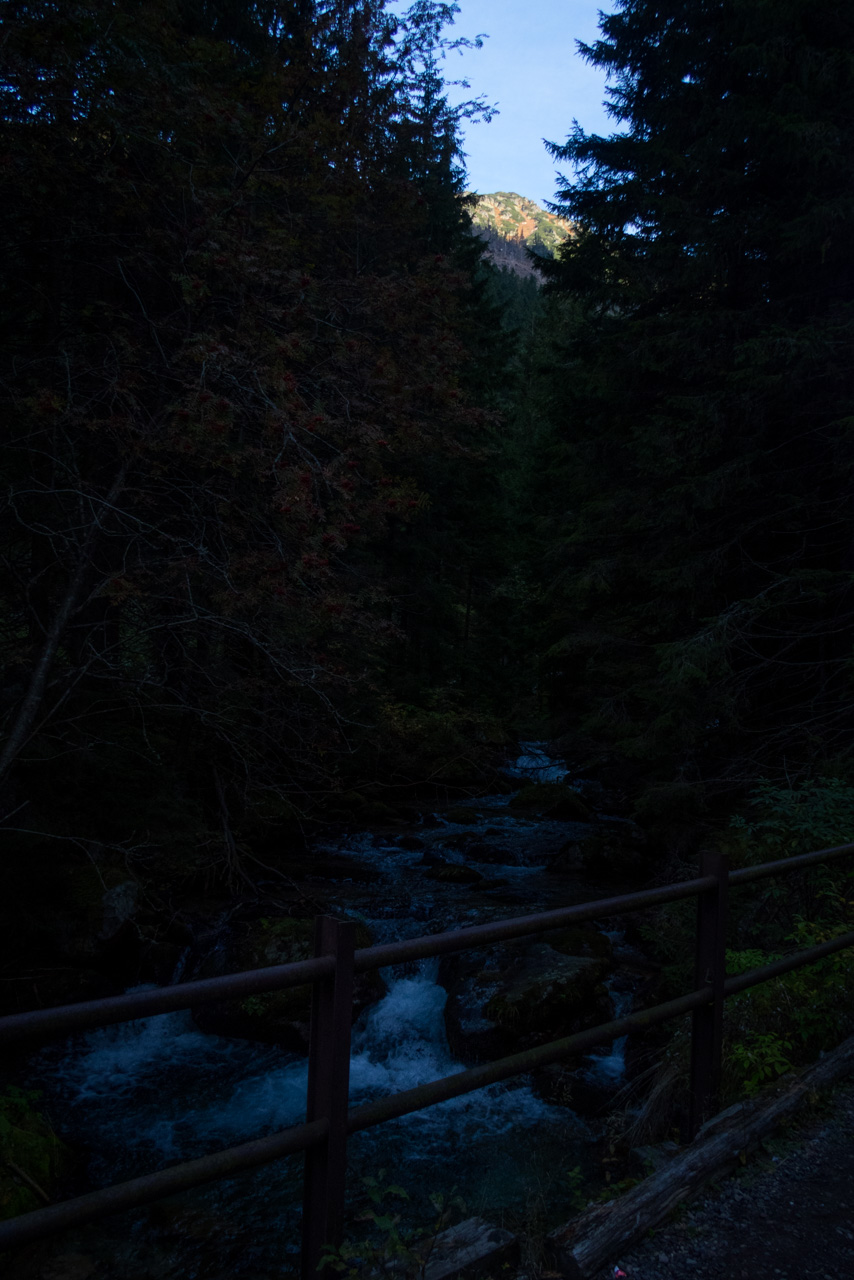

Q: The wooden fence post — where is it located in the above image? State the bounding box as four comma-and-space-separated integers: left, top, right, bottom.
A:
301, 916, 355, 1280
689, 850, 728, 1137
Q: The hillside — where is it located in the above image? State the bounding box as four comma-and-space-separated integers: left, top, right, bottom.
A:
470, 191, 573, 255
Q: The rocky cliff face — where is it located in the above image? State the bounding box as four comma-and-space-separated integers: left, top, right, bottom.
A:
469, 192, 573, 278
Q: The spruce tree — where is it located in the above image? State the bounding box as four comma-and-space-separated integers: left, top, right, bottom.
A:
539, 0, 854, 811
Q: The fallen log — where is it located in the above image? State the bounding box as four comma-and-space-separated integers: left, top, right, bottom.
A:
548, 1031, 854, 1278
420, 1217, 518, 1280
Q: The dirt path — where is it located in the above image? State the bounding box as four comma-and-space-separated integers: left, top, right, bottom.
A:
592, 1083, 854, 1280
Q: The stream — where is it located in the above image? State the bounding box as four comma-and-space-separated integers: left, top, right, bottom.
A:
22, 745, 644, 1279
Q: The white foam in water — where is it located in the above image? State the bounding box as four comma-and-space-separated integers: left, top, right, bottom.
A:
31, 740, 608, 1236
509, 741, 569, 783
54, 1007, 218, 1103
585, 986, 631, 1084
188, 1060, 309, 1144
347, 966, 567, 1147
36, 961, 568, 1178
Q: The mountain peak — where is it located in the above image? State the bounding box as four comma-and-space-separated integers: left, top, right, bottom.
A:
469, 192, 573, 254
468, 192, 573, 280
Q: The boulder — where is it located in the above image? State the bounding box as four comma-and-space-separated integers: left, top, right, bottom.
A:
49, 866, 141, 965
441, 939, 612, 1064
489, 773, 518, 795
454, 839, 513, 865
396, 834, 426, 852
439, 832, 480, 852
546, 822, 647, 882
192, 915, 384, 1050
509, 783, 592, 822
463, 844, 517, 865
424, 861, 485, 886
99, 881, 138, 941
533, 1062, 622, 1116
444, 807, 481, 825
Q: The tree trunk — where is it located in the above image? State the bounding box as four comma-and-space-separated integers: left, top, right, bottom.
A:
0, 468, 127, 781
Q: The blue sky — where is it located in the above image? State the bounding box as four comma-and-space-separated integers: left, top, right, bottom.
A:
440, 1, 617, 207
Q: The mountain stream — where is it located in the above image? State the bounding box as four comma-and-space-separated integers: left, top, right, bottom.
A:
21, 745, 645, 1279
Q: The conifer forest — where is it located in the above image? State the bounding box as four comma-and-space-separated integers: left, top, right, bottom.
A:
2, 1, 854, 1274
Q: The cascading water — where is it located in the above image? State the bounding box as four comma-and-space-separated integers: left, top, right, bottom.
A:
506, 741, 570, 783
31, 969, 586, 1276
22, 744, 640, 1279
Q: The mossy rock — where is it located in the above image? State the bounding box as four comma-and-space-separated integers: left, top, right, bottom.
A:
509, 783, 559, 809
51, 865, 140, 960
509, 783, 592, 821
192, 915, 384, 1050
546, 792, 594, 822
440, 832, 480, 851
0, 1088, 73, 1220
4, 859, 143, 991
442, 941, 612, 1062
482, 947, 608, 1038
424, 863, 485, 885
445, 807, 481, 824
460, 839, 514, 865
395, 834, 426, 852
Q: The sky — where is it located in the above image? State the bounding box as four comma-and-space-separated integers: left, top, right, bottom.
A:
438, 1, 617, 207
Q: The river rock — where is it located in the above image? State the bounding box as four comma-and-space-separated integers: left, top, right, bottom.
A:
509, 783, 592, 822
47, 865, 142, 963
424, 860, 485, 886
440, 938, 612, 1063
192, 914, 385, 1050
395, 834, 426, 851
534, 1062, 621, 1116
99, 881, 138, 940
444, 838, 512, 865
467, 843, 514, 866
439, 831, 477, 849
545, 821, 647, 882
444, 807, 481, 825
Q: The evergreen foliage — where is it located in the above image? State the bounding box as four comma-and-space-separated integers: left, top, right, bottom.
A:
537, 0, 854, 807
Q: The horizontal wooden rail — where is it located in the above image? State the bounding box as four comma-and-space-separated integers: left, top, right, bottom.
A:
1, 839, 853, 1269
0, 877, 718, 1046
724, 928, 854, 995
728, 841, 854, 885
0, 990, 709, 1251
0, 955, 335, 1045
351, 876, 717, 972
5, 925, 854, 1254
0, 1118, 327, 1250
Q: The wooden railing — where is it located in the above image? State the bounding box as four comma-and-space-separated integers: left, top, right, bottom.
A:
2, 842, 854, 1275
